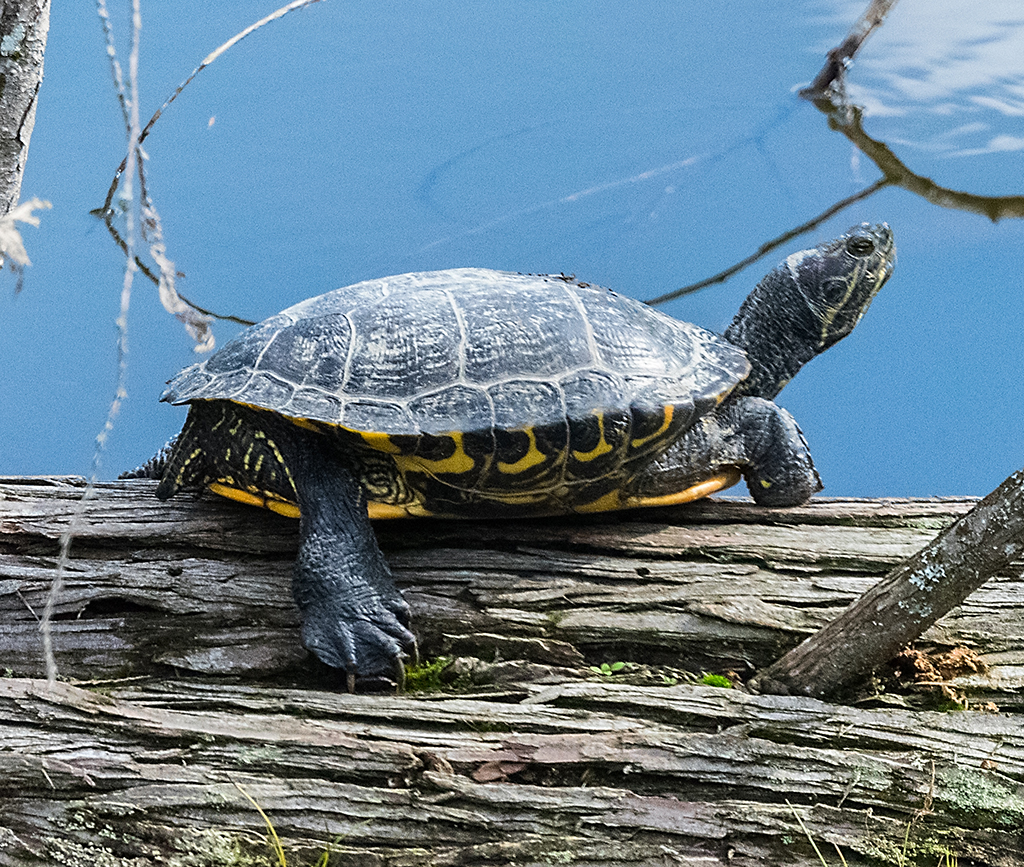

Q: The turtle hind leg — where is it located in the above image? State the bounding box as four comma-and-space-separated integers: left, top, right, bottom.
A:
151, 404, 218, 499
119, 435, 179, 481
630, 396, 822, 508
148, 402, 245, 500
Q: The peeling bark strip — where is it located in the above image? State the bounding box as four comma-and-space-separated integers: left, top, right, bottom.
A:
2, 477, 1024, 864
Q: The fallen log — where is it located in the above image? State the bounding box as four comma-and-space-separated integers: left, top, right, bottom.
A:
1, 476, 1023, 865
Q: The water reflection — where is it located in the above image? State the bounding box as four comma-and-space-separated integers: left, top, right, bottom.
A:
838, 0, 1024, 157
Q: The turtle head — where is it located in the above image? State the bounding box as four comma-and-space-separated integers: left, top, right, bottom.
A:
724, 222, 895, 400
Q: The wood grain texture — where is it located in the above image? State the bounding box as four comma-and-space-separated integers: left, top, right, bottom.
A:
1, 477, 1022, 865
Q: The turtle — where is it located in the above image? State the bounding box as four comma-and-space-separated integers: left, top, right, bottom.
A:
130, 221, 895, 690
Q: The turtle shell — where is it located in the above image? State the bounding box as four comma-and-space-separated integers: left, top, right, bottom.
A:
163, 269, 750, 513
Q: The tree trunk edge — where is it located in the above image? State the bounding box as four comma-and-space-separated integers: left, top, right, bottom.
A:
0, 0, 50, 218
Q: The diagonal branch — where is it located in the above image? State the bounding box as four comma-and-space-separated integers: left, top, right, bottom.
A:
643, 179, 889, 305
648, 0, 1022, 307
751, 467, 1024, 699
800, 0, 900, 99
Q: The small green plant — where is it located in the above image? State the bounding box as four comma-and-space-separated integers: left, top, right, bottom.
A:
589, 661, 626, 677
700, 673, 733, 689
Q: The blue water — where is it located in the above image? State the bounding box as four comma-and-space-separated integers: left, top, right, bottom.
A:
1, 1, 1022, 498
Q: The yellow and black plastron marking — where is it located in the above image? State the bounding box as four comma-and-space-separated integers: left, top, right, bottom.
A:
208, 481, 301, 518
621, 469, 742, 509
366, 500, 433, 519
496, 428, 548, 475
573, 469, 741, 514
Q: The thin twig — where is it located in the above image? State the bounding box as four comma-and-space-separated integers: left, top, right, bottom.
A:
43, 0, 144, 685
95, 0, 130, 128
644, 178, 889, 306
88, 212, 255, 327
97, 0, 323, 333
102, 0, 324, 215
801, 0, 900, 99
137, 143, 215, 350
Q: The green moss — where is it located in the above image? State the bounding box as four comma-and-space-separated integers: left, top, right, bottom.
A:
170, 829, 268, 867
544, 610, 569, 628
700, 673, 733, 689
45, 826, 266, 867
860, 833, 960, 867
42, 839, 125, 867
404, 656, 452, 693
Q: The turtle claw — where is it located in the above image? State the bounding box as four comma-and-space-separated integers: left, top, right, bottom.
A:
299, 596, 417, 692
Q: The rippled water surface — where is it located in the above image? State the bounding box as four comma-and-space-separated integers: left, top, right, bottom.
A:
0, 2, 1021, 498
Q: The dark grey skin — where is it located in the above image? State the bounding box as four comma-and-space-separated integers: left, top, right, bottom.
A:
633, 224, 895, 506
130, 223, 895, 691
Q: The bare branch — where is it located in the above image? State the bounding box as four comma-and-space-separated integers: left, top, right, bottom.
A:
648, 0, 1022, 307
644, 179, 889, 305
96, 0, 323, 335
751, 466, 1024, 699
801, 0, 900, 99
814, 101, 1024, 221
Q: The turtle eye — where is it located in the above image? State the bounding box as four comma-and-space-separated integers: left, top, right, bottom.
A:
845, 235, 876, 258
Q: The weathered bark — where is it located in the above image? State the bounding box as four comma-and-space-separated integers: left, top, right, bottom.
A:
0, 0, 49, 218
2, 476, 1024, 865
3, 477, 1021, 694
753, 467, 1024, 698
3, 676, 1024, 866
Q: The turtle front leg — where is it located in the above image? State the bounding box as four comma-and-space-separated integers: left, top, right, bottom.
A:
632, 396, 822, 507
277, 427, 419, 691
